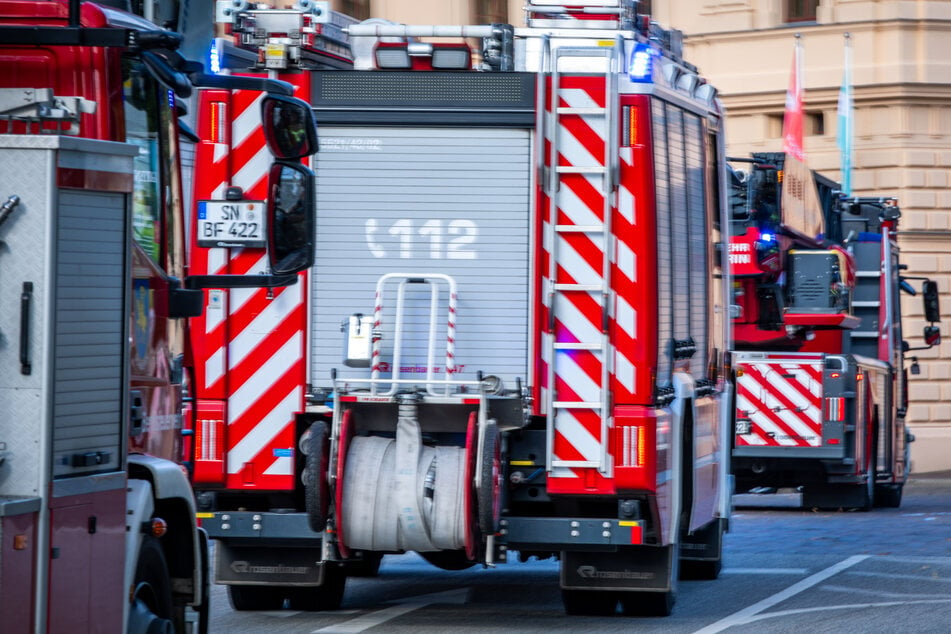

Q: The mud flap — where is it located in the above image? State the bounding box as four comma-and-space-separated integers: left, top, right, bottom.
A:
679, 518, 725, 580
680, 517, 724, 562
561, 545, 676, 592
215, 542, 328, 586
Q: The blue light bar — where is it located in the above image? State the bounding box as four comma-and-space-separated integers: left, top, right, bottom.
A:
209, 41, 221, 74
627, 43, 655, 83
760, 232, 775, 243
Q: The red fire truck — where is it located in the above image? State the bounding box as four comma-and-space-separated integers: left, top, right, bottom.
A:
191, 0, 733, 616
728, 152, 941, 509
0, 1, 317, 631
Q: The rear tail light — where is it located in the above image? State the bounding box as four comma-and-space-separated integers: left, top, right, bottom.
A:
209, 102, 228, 143
193, 401, 226, 484
825, 397, 845, 422
619, 425, 647, 467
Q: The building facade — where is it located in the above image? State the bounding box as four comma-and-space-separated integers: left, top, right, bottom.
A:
327, 0, 951, 473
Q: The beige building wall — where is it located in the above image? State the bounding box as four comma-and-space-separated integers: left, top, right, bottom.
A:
329, 0, 951, 473
652, 0, 951, 473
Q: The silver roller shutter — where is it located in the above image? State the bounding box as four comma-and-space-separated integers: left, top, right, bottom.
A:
311, 127, 532, 391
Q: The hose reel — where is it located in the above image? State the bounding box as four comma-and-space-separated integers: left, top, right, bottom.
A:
340, 395, 468, 552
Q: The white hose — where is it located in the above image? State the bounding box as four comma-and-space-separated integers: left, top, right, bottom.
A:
341, 407, 466, 552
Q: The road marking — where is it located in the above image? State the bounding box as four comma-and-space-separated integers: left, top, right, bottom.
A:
738, 598, 951, 624
844, 570, 951, 584
721, 568, 808, 575
692, 555, 869, 634
313, 588, 469, 634
823, 584, 951, 599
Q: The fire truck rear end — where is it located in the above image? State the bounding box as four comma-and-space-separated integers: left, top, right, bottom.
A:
0, 1, 318, 631
192, 0, 733, 616
728, 153, 941, 509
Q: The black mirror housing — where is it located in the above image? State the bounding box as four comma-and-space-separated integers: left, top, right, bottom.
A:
923, 279, 941, 323
262, 95, 318, 161
167, 277, 203, 319
268, 161, 315, 276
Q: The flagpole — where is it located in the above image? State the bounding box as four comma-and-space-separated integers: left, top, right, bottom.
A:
837, 32, 854, 196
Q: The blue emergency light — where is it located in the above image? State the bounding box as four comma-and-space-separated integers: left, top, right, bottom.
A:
627, 43, 655, 82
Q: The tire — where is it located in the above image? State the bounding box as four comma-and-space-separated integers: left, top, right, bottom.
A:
195, 529, 211, 634
228, 585, 286, 611
803, 483, 872, 511
286, 564, 347, 611
680, 519, 724, 581
562, 589, 618, 616
619, 590, 676, 617
304, 421, 330, 532
874, 483, 903, 508
680, 558, 722, 581
345, 552, 384, 577
128, 536, 175, 634
620, 547, 678, 617
477, 421, 502, 536
421, 549, 477, 571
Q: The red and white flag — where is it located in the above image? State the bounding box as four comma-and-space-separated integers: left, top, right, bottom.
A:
782, 35, 804, 161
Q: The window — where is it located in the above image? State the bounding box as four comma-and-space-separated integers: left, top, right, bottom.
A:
785, 0, 818, 23
123, 60, 163, 263
767, 111, 825, 138
339, 0, 370, 20
475, 0, 507, 23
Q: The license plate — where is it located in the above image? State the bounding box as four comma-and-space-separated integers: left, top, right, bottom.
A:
197, 200, 266, 248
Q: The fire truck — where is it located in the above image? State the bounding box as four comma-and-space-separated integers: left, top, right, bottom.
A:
191, 0, 733, 616
0, 1, 317, 631
728, 152, 941, 509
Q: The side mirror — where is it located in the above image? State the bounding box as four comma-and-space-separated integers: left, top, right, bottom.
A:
268, 161, 315, 276
923, 279, 941, 323
261, 95, 318, 161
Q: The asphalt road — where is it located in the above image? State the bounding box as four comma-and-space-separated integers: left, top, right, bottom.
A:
207, 474, 951, 633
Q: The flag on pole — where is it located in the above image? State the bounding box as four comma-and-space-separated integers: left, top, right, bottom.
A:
782, 34, 805, 161
837, 33, 854, 196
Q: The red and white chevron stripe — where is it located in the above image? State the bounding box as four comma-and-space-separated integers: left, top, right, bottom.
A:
190, 85, 308, 489
734, 360, 823, 447
539, 76, 640, 479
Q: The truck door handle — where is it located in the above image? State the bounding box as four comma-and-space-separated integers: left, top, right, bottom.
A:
20, 281, 32, 375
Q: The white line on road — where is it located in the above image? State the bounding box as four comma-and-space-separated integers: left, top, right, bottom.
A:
822, 584, 951, 599
844, 570, 951, 584
720, 568, 809, 575
692, 555, 869, 634
739, 598, 951, 625
313, 588, 469, 634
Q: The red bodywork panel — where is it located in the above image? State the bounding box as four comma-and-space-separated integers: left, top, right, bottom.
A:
188, 75, 311, 490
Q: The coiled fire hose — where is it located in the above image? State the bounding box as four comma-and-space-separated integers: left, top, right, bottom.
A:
341, 395, 467, 552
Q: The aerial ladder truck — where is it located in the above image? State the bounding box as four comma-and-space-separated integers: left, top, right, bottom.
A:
728, 152, 941, 509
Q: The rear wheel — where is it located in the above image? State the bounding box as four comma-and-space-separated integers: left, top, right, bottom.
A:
562, 589, 618, 616
421, 549, 477, 571
619, 590, 676, 617
345, 552, 384, 577
286, 564, 347, 611
680, 519, 724, 581
874, 483, 903, 508
228, 585, 285, 611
